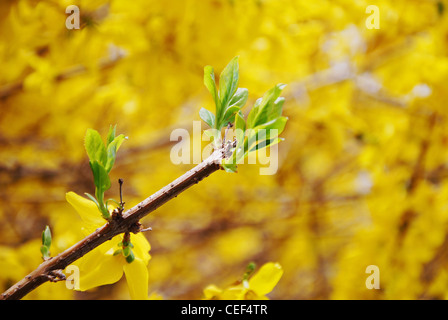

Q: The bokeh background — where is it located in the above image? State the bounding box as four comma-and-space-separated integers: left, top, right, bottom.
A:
1, 0, 448, 300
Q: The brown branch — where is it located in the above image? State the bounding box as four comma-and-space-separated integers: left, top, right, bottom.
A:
407, 112, 437, 194
395, 112, 437, 246
0, 148, 225, 300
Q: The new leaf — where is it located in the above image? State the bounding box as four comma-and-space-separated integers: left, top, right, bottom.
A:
85, 128, 107, 166
218, 56, 240, 115
204, 65, 219, 115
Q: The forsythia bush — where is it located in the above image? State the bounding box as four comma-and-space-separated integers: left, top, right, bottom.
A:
1, 0, 448, 300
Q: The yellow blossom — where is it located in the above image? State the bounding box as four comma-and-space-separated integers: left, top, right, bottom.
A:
66, 191, 151, 300
203, 262, 283, 300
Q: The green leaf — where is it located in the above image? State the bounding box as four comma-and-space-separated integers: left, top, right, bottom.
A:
125, 250, 135, 263
204, 128, 220, 140
247, 84, 286, 129
84, 192, 99, 207
89, 160, 111, 195
221, 105, 241, 128
106, 125, 117, 146
113, 134, 126, 151
123, 246, 131, 257
222, 162, 238, 173
254, 84, 286, 127
246, 97, 262, 129
228, 88, 248, 109
105, 134, 126, 173
204, 128, 221, 148
243, 262, 257, 280
219, 88, 248, 129
41, 225, 51, 248
218, 56, 239, 115
235, 111, 246, 147
106, 198, 121, 208
270, 97, 285, 119
255, 116, 288, 135
40, 245, 50, 259
204, 65, 220, 113
250, 137, 284, 152
40, 225, 51, 259
248, 116, 288, 149
85, 129, 107, 166
199, 107, 216, 128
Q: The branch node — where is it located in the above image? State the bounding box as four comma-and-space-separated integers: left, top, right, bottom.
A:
111, 208, 123, 221
46, 270, 66, 283
129, 222, 142, 234
128, 221, 152, 234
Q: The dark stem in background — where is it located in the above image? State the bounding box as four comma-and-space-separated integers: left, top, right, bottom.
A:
118, 178, 125, 210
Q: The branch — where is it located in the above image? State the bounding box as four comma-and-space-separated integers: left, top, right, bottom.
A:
406, 112, 437, 194
0, 148, 225, 300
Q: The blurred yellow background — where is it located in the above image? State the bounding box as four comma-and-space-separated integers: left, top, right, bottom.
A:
1, 0, 448, 299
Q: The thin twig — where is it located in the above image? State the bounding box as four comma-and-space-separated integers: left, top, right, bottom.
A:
118, 178, 125, 210
395, 112, 438, 246
0, 148, 224, 300
407, 112, 437, 194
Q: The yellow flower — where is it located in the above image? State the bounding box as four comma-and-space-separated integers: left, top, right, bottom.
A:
66, 191, 151, 299
203, 262, 283, 300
